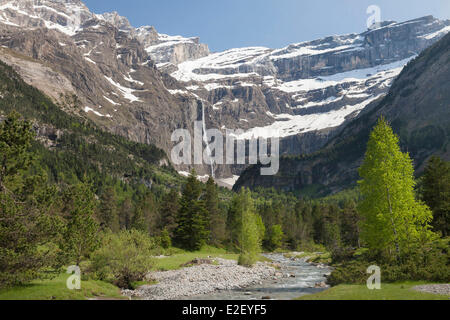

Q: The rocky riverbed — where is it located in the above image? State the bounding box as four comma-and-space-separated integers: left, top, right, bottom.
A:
412, 284, 450, 296
122, 253, 331, 300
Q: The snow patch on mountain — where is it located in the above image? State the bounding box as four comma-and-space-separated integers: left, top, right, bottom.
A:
234, 94, 382, 139
277, 57, 413, 94
84, 106, 112, 118
104, 76, 141, 103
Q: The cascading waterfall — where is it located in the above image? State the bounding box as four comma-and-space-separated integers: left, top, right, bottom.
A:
201, 102, 215, 178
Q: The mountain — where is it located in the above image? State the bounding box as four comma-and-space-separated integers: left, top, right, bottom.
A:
0, 0, 208, 174
234, 32, 450, 196
166, 16, 449, 155
99, 11, 210, 65
0, 58, 185, 193
0, 0, 448, 185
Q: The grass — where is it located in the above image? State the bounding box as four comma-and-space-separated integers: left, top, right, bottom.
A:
130, 280, 158, 290
0, 273, 125, 300
0, 246, 270, 299
297, 282, 449, 300
153, 245, 271, 271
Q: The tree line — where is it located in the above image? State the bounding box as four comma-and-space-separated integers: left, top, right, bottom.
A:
1, 111, 449, 288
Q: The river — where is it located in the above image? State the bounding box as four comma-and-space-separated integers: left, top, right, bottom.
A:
182, 253, 331, 300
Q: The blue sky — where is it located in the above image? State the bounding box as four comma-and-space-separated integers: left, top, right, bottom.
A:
83, 0, 450, 52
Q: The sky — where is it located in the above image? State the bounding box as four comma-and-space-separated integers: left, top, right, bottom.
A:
83, 0, 450, 52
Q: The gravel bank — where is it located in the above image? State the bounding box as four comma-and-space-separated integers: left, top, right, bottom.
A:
412, 284, 450, 296
122, 258, 277, 300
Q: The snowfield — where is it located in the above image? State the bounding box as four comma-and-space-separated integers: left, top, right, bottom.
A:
234, 94, 383, 139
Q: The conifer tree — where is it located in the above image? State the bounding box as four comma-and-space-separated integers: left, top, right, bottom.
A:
340, 200, 360, 247
98, 186, 119, 232
118, 198, 133, 230
159, 189, 180, 238
175, 171, 209, 251
139, 193, 159, 236
227, 194, 244, 247
358, 117, 434, 260
131, 207, 149, 233
0, 112, 59, 286
204, 177, 226, 245
61, 181, 100, 266
421, 156, 449, 236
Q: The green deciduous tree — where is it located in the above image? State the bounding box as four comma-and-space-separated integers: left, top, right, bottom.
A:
90, 230, 156, 289
358, 117, 434, 260
266, 224, 284, 251
234, 189, 263, 266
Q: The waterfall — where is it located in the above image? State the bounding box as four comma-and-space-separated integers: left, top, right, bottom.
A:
201, 102, 215, 178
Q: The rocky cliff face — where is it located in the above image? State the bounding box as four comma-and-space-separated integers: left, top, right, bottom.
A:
234, 33, 450, 195
0, 0, 212, 175
168, 15, 449, 139
0, 0, 448, 184
97, 10, 210, 66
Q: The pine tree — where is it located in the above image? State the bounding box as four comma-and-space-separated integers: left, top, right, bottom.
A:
118, 198, 133, 230
98, 186, 119, 232
61, 181, 100, 266
421, 156, 450, 236
358, 117, 434, 260
227, 193, 244, 248
175, 171, 209, 251
131, 207, 149, 233
139, 193, 159, 236
295, 200, 314, 246
312, 204, 325, 244
323, 204, 341, 250
0, 112, 60, 287
204, 177, 226, 245
340, 200, 360, 248
159, 189, 180, 238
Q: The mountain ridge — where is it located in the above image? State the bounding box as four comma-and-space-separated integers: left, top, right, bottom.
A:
0, 0, 448, 184
234, 32, 450, 195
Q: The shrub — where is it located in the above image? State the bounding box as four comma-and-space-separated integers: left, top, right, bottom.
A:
238, 252, 258, 267
330, 246, 355, 264
328, 239, 450, 286
264, 225, 284, 252
159, 229, 172, 249
89, 230, 156, 289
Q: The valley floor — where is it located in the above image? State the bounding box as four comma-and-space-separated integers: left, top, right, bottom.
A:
0, 274, 125, 300
1, 249, 448, 301
0, 247, 246, 300
296, 282, 450, 300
